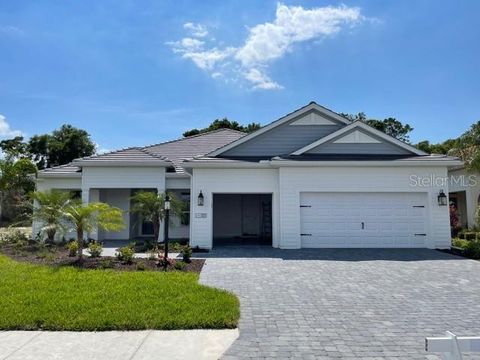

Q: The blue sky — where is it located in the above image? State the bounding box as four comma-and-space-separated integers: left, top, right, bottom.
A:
0, 0, 479, 152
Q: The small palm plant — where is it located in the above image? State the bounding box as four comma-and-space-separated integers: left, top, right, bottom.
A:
130, 191, 183, 244
63, 201, 125, 259
31, 190, 74, 243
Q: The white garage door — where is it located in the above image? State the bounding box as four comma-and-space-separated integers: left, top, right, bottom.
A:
300, 192, 428, 248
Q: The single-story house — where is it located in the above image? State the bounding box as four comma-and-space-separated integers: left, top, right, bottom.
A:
34, 102, 462, 249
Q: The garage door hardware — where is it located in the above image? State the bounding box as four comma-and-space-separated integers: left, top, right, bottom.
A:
361, 222, 365, 229
300, 205, 312, 208
413, 205, 425, 208
414, 233, 427, 236
301, 233, 312, 236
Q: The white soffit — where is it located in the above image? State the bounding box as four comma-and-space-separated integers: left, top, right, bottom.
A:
333, 130, 382, 144
289, 112, 336, 126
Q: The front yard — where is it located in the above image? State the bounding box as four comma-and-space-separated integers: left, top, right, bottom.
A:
0, 253, 239, 331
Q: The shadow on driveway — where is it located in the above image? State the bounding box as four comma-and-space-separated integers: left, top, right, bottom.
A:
197, 246, 465, 262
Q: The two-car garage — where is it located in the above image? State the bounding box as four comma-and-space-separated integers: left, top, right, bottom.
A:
300, 192, 428, 248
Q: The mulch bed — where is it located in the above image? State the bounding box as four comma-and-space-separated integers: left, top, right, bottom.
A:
0, 243, 204, 273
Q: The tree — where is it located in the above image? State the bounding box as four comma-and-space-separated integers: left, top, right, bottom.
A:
27, 134, 49, 170
31, 190, 74, 243
183, 118, 261, 137
340, 113, 414, 142
41, 125, 96, 168
365, 118, 413, 143
0, 125, 96, 169
446, 121, 480, 171
0, 158, 37, 225
415, 139, 457, 154
63, 201, 125, 259
130, 191, 183, 243
0, 136, 28, 159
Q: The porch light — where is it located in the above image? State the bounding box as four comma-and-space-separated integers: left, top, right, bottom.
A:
198, 191, 204, 206
437, 190, 447, 206
164, 194, 171, 210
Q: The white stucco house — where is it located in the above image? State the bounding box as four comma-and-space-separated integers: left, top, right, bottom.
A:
34, 102, 462, 249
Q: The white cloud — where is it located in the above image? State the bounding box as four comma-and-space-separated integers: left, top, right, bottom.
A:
0, 114, 23, 138
0, 25, 24, 37
95, 145, 110, 154
182, 47, 236, 71
244, 68, 283, 90
168, 4, 365, 90
235, 4, 362, 67
169, 37, 205, 53
183, 22, 208, 38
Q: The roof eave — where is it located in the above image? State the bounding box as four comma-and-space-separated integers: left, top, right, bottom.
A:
267, 159, 463, 167
72, 160, 171, 167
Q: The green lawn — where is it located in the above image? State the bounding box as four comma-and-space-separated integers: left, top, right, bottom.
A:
0, 255, 239, 331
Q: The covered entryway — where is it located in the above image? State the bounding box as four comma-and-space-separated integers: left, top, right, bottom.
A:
213, 194, 272, 246
300, 192, 428, 248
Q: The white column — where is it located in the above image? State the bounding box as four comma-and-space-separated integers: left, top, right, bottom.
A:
158, 187, 165, 242
89, 189, 100, 241
465, 187, 476, 229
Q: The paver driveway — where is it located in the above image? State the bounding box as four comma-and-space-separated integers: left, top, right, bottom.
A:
199, 247, 480, 359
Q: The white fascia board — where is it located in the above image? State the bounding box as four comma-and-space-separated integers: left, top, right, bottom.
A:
181, 160, 272, 169
208, 103, 350, 157
268, 159, 463, 167
72, 160, 170, 167
291, 121, 428, 156
37, 172, 82, 178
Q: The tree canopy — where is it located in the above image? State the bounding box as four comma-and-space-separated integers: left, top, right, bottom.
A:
183, 118, 261, 137
0, 124, 96, 169
341, 112, 414, 143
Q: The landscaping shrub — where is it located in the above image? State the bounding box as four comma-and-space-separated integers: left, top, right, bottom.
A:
148, 250, 157, 261
157, 255, 175, 269
67, 241, 79, 257
100, 259, 114, 269
87, 242, 103, 258
174, 261, 186, 271
465, 240, 480, 259
116, 246, 135, 264
136, 261, 146, 271
182, 246, 192, 263
452, 238, 469, 248
464, 232, 477, 241
0, 229, 29, 245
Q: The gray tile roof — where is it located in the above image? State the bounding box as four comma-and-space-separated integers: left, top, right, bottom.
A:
38, 128, 246, 176
143, 129, 246, 172
38, 164, 82, 177
74, 147, 168, 164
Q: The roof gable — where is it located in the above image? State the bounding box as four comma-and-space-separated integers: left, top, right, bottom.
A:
292, 121, 427, 156
208, 102, 350, 157
332, 130, 381, 144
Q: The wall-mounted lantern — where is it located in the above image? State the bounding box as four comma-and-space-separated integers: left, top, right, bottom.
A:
438, 190, 447, 206
198, 191, 204, 206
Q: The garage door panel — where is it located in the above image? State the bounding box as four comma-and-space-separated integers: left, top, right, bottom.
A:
300, 192, 428, 248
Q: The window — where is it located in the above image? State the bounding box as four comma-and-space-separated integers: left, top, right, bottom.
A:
180, 191, 190, 226
141, 220, 154, 236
